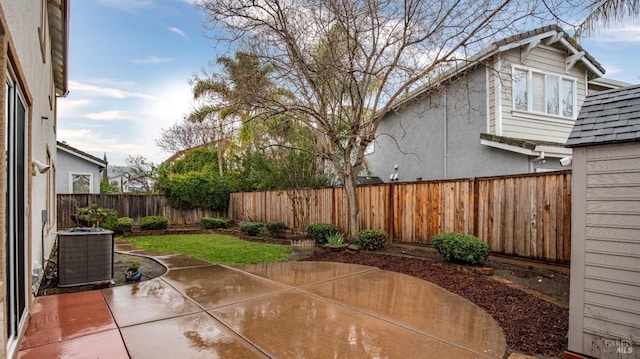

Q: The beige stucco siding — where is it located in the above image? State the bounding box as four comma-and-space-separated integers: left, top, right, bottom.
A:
0, 1, 61, 356
490, 45, 587, 143
3, 0, 58, 274
569, 142, 640, 358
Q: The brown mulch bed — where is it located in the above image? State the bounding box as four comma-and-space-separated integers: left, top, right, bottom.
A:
302, 251, 568, 358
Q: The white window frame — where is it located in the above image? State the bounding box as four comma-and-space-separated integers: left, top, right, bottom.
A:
511, 65, 578, 120
69, 172, 93, 193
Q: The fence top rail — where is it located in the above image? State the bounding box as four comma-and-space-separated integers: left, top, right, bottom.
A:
228, 170, 572, 195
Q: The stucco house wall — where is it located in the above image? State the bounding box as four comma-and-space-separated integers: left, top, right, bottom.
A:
0, 0, 68, 356
368, 68, 530, 181
366, 25, 606, 182
56, 142, 106, 194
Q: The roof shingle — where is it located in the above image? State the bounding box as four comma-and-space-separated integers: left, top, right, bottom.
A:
566, 84, 640, 147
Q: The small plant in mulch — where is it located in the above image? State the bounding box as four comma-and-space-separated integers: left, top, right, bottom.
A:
357, 229, 388, 250
430, 232, 489, 265
305, 223, 340, 244
266, 221, 288, 237
326, 232, 345, 245
140, 216, 169, 230
200, 217, 230, 229
239, 222, 265, 236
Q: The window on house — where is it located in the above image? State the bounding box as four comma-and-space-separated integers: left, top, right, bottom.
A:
71, 174, 91, 193
512, 68, 576, 118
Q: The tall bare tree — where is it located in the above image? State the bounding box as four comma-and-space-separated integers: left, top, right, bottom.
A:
125, 155, 158, 193
196, 0, 549, 237
155, 117, 219, 154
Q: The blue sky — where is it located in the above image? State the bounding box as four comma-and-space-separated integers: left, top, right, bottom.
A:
57, 0, 640, 166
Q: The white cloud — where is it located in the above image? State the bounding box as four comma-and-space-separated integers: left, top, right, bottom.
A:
58, 128, 143, 153
97, 0, 154, 11
132, 56, 174, 65
589, 22, 640, 43
59, 73, 196, 164
69, 80, 153, 99
57, 99, 92, 117
86, 110, 132, 121
169, 27, 187, 38
601, 63, 623, 75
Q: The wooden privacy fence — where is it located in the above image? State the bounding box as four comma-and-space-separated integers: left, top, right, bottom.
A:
229, 171, 572, 263
57, 194, 226, 229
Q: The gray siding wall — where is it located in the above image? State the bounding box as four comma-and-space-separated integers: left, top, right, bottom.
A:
569, 143, 640, 358
56, 151, 102, 194
367, 68, 532, 181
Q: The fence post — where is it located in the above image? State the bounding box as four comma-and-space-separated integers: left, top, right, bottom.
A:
473, 177, 479, 237
388, 183, 395, 242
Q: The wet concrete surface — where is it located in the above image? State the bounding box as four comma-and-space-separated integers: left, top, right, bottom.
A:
18, 246, 507, 358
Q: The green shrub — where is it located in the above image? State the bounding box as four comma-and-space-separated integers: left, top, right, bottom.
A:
266, 221, 287, 237
103, 217, 133, 234
140, 216, 169, 230
305, 223, 340, 244
357, 229, 387, 251
100, 181, 120, 194
430, 232, 490, 265
156, 167, 230, 211
199, 217, 230, 229
326, 232, 345, 245
239, 222, 264, 236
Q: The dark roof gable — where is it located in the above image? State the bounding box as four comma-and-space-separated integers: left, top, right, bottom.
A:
566, 84, 640, 147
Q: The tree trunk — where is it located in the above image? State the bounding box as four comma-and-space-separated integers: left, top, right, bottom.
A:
343, 170, 360, 239
217, 143, 224, 177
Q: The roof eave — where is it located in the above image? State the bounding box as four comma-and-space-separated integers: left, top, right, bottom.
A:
48, 0, 70, 96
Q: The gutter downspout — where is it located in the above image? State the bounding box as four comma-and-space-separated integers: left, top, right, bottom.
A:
443, 90, 448, 179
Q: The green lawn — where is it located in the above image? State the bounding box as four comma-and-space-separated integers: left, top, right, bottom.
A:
119, 234, 292, 265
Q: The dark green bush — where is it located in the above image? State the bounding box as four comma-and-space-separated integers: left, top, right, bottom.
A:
266, 221, 287, 237
239, 222, 264, 236
430, 232, 490, 265
103, 217, 133, 234
140, 216, 169, 230
357, 229, 388, 251
156, 168, 230, 211
305, 223, 340, 244
199, 217, 230, 229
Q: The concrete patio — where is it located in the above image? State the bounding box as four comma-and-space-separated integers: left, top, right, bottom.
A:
18, 242, 507, 358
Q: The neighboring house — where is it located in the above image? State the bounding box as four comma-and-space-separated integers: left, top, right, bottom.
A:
56, 141, 107, 194
108, 165, 155, 193
365, 25, 619, 182
565, 85, 640, 359
0, 0, 69, 357
108, 165, 130, 192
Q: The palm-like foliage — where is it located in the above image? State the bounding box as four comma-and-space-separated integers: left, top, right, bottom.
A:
576, 0, 639, 37
188, 52, 274, 175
